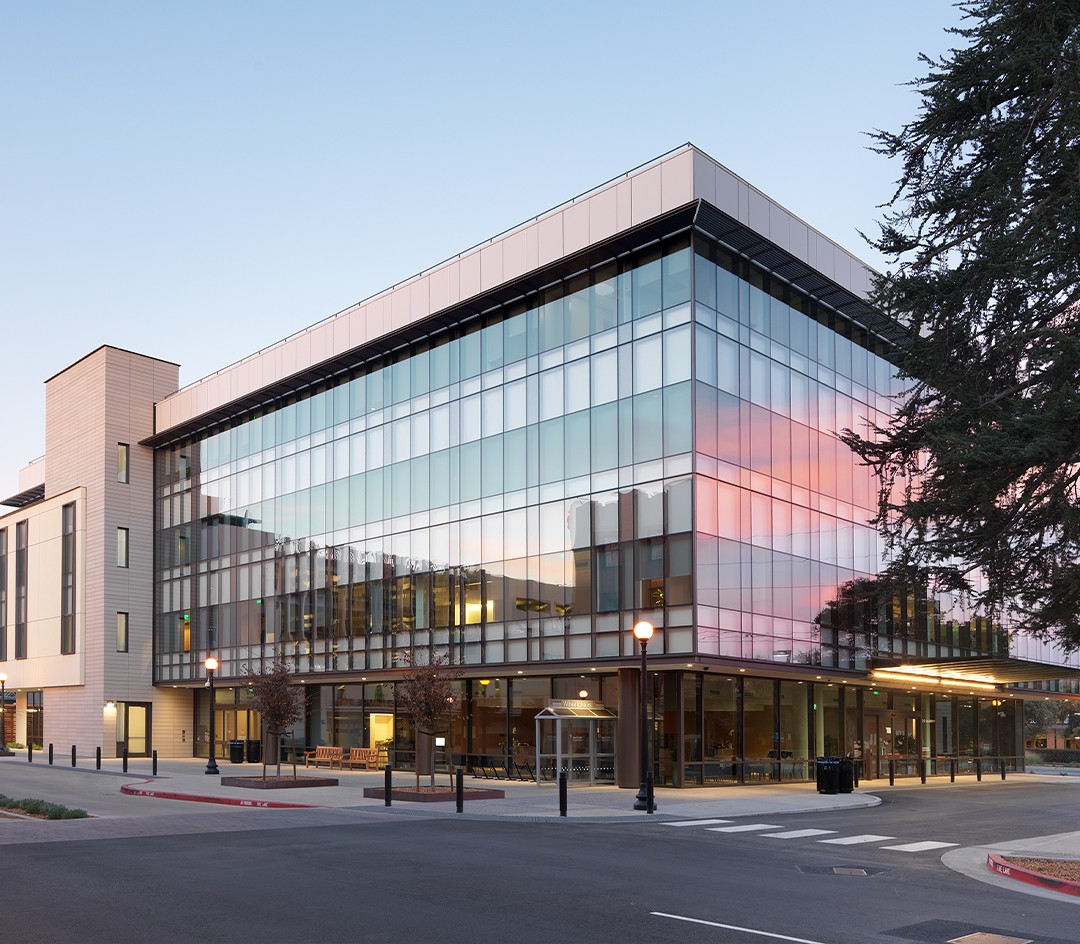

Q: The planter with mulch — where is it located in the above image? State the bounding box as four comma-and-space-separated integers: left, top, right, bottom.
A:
363, 785, 504, 803
220, 776, 338, 789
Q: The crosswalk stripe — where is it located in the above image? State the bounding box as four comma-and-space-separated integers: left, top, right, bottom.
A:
706, 823, 782, 833
879, 840, 958, 852
662, 819, 732, 827
818, 834, 895, 845
763, 829, 836, 839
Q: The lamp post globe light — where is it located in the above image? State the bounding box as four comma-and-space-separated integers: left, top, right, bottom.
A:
632, 620, 656, 812
204, 656, 219, 775
0, 671, 11, 756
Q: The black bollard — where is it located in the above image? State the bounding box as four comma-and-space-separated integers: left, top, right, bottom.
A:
853, 760, 860, 789
27, 744, 32, 763
976, 758, 982, 781
96, 746, 101, 770
49, 743, 54, 765
646, 769, 656, 814
950, 758, 956, 783
920, 761, 926, 785
456, 768, 464, 814
1000, 758, 1006, 781
888, 759, 894, 786
384, 764, 392, 807
153, 750, 158, 776
71, 745, 76, 768
558, 770, 567, 817
123, 749, 128, 773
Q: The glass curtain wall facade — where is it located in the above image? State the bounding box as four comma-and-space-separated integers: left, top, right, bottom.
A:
154, 226, 1020, 784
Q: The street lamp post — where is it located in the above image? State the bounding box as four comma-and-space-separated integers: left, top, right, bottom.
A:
632, 620, 656, 812
204, 656, 219, 775
0, 672, 11, 756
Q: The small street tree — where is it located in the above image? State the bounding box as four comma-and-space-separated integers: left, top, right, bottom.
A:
396, 651, 461, 790
242, 661, 306, 779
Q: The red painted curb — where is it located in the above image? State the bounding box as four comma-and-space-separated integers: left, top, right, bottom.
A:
987, 853, 1080, 897
121, 779, 319, 810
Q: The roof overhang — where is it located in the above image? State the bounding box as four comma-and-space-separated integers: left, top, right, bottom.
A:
870, 656, 1080, 691
1, 483, 45, 508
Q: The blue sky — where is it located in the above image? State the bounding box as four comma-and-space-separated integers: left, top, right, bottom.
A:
0, 1, 964, 495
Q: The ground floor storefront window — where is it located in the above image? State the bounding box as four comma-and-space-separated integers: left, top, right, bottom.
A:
191, 670, 1023, 786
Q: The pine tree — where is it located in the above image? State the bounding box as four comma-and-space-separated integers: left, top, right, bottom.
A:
843, 1, 1080, 646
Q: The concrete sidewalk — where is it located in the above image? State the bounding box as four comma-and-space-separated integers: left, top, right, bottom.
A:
0, 753, 879, 822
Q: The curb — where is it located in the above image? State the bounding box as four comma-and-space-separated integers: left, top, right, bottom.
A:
120, 779, 320, 810
987, 853, 1080, 898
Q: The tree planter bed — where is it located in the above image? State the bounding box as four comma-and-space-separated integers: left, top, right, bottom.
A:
221, 776, 338, 789
363, 786, 504, 802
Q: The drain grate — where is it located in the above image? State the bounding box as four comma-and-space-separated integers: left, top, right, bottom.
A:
798, 864, 890, 877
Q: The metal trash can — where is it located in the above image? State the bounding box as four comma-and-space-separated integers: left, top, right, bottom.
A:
246, 739, 262, 764
816, 756, 840, 795
838, 756, 854, 794
229, 740, 245, 764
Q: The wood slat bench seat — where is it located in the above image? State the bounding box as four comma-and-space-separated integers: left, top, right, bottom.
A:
304, 745, 343, 769
343, 747, 378, 770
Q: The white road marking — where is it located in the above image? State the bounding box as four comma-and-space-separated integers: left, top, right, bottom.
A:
707, 823, 783, 832
880, 840, 958, 852
652, 911, 833, 943
818, 834, 895, 845
662, 818, 732, 827
763, 828, 836, 839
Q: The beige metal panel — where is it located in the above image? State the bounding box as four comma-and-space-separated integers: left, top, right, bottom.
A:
429, 264, 451, 314
501, 229, 528, 283
588, 183, 619, 244
333, 310, 351, 355
537, 212, 564, 268
692, 148, 717, 207
563, 199, 590, 256
660, 149, 694, 210
614, 179, 633, 235
630, 164, 662, 227
769, 203, 793, 255
390, 277, 411, 329
290, 329, 313, 376
714, 163, 740, 218
309, 321, 334, 365
524, 220, 540, 273
409, 276, 430, 322
443, 257, 463, 308
748, 188, 770, 239
789, 217, 810, 264
479, 240, 503, 293
459, 249, 482, 301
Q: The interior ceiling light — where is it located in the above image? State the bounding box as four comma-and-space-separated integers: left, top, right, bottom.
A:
871, 669, 997, 692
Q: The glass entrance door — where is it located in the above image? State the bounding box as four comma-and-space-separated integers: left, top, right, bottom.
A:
545, 718, 616, 785
116, 702, 151, 757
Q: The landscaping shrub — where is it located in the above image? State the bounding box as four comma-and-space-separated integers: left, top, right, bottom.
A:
0, 793, 89, 819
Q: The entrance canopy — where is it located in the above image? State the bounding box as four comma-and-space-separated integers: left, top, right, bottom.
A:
871, 655, 1080, 689
534, 700, 617, 786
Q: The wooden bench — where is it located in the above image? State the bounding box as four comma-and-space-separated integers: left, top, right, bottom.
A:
343, 747, 378, 770
304, 745, 343, 769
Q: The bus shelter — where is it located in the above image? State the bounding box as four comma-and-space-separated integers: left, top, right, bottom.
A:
534, 700, 617, 786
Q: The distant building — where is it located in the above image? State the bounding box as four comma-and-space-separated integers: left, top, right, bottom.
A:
5, 145, 1079, 784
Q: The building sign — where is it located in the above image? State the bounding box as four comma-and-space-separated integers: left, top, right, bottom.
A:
548, 699, 603, 711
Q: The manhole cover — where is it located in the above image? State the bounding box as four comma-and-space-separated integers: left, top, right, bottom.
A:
947, 934, 1033, 944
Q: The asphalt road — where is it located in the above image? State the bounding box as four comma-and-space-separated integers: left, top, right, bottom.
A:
4, 782, 1078, 944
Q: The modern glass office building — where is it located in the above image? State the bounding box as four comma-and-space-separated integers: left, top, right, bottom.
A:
145, 145, 1070, 785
